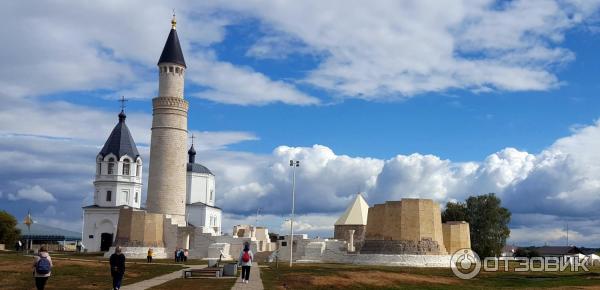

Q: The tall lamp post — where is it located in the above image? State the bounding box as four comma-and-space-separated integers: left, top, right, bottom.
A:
23, 210, 33, 252
289, 160, 299, 267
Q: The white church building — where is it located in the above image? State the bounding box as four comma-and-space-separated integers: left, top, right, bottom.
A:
82, 112, 222, 252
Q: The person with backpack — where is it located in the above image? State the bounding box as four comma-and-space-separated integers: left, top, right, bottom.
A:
32, 246, 52, 290
238, 242, 254, 284
109, 246, 126, 290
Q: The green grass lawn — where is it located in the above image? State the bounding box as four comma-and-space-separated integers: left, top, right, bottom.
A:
0, 251, 184, 290
260, 262, 600, 290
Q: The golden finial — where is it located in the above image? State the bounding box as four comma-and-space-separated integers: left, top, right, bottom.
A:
171, 10, 177, 29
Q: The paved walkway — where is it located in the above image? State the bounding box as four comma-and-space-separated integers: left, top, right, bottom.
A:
231, 262, 264, 290
121, 264, 206, 290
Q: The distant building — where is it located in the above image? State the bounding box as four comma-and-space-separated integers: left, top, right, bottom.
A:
536, 245, 582, 257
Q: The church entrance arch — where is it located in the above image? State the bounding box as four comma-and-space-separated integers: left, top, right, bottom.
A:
100, 233, 113, 251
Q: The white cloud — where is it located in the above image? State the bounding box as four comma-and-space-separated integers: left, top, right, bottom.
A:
3, 1, 597, 105
189, 130, 259, 151
0, 2, 317, 106
223, 0, 600, 99
187, 54, 319, 105
7, 185, 56, 202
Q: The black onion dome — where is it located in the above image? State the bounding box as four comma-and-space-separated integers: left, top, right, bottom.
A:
158, 28, 186, 68
187, 144, 213, 175
98, 111, 140, 159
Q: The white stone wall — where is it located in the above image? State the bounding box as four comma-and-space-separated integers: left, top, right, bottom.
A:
94, 154, 143, 208
186, 171, 215, 206
279, 236, 452, 268
186, 205, 222, 235
104, 246, 167, 259
82, 208, 120, 252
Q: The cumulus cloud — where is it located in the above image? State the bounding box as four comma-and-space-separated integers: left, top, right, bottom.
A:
8, 185, 57, 202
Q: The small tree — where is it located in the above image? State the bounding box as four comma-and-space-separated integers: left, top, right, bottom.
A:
442, 193, 511, 258
0, 211, 21, 247
442, 201, 467, 223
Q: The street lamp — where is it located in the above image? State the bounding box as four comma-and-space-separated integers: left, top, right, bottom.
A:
289, 159, 299, 267
23, 210, 33, 252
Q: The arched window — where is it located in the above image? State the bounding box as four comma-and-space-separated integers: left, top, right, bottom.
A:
135, 192, 139, 203
97, 162, 101, 175
108, 158, 115, 175
136, 163, 141, 177
210, 190, 213, 202
122, 159, 130, 175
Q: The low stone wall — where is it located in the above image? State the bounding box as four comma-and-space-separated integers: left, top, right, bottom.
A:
104, 246, 167, 259
360, 239, 443, 255
288, 237, 451, 268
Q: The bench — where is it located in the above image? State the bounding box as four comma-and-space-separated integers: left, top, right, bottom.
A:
183, 267, 222, 278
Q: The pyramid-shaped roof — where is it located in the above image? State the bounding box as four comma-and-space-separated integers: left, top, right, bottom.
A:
335, 194, 369, 226
98, 111, 140, 159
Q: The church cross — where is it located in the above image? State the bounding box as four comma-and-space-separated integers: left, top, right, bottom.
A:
119, 96, 128, 111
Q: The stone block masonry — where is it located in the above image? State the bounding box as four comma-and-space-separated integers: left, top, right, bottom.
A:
146, 94, 189, 222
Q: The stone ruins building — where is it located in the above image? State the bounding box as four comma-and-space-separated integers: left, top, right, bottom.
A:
277, 197, 471, 267
333, 194, 369, 251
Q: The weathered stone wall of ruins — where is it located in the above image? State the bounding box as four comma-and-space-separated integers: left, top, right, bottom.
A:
362, 199, 448, 254
334, 224, 367, 249
364, 203, 386, 240
442, 221, 471, 254
114, 208, 165, 247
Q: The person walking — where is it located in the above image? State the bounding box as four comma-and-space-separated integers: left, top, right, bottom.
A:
147, 248, 153, 263
109, 246, 126, 290
32, 246, 52, 290
183, 249, 188, 262
238, 242, 254, 284
174, 248, 179, 263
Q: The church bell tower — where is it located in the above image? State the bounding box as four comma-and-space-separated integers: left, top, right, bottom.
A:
145, 15, 189, 225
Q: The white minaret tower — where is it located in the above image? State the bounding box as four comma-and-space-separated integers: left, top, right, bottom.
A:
145, 15, 189, 225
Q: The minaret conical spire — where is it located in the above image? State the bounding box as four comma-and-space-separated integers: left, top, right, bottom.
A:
158, 14, 186, 67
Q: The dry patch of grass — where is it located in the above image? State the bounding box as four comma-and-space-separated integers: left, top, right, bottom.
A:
0, 252, 183, 290
149, 277, 237, 290
298, 270, 458, 288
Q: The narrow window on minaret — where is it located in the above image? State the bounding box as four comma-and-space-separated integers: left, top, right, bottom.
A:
106, 191, 112, 202
108, 158, 115, 175
135, 192, 138, 203
97, 163, 101, 175
123, 159, 130, 175
136, 164, 141, 177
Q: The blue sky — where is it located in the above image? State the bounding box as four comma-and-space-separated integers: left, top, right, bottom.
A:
2, 1, 600, 247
